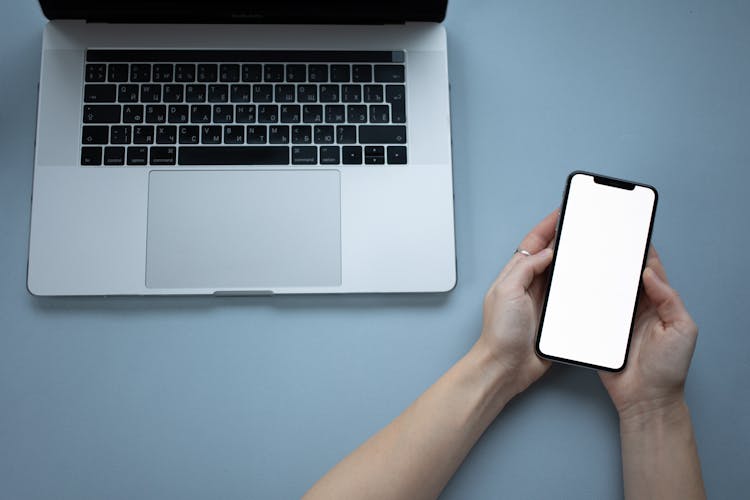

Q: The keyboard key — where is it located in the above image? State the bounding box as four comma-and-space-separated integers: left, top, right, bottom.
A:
303, 105, 323, 123
104, 146, 125, 166
281, 105, 301, 123
308, 64, 328, 82
258, 105, 278, 123
85, 64, 106, 82
118, 84, 139, 103
130, 64, 151, 82
253, 84, 273, 103
342, 84, 362, 103
190, 104, 212, 123
275, 84, 295, 103
264, 64, 284, 82
319, 85, 340, 103
84, 84, 117, 102
325, 105, 346, 123
83, 104, 120, 123
110, 125, 131, 144
230, 84, 252, 103
347, 105, 367, 123
213, 104, 234, 123
201, 126, 222, 144
242, 64, 262, 82
359, 125, 406, 144
220, 64, 240, 82
175, 64, 196, 82
126, 146, 148, 166
223, 125, 245, 144
320, 145, 340, 165
297, 84, 317, 103
133, 125, 154, 144
108, 64, 129, 83
179, 125, 199, 144
81, 146, 102, 165
145, 104, 167, 123
364, 145, 385, 164
342, 145, 362, 164
331, 64, 350, 82
197, 64, 218, 82
269, 125, 290, 144
369, 105, 389, 123
292, 125, 312, 144
374, 65, 405, 82
156, 125, 177, 144
122, 104, 144, 123
236, 105, 256, 123
246, 126, 268, 144
336, 125, 356, 144
314, 125, 334, 144
364, 84, 384, 103
150, 146, 176, 165
140, 84, 161, 103
286, 64, 306, 83
352, 65, 372, 83
292, 146, 317, 165
153, 64, 174, 82
82, 125, 108, 145
185, 84, 207, 102
168, 105, 189, 123
163, 84, 184, 103
387, 145, 407, 164
178, 146, 289, 165
208, 84, 229, 102
386, 85, 406, 123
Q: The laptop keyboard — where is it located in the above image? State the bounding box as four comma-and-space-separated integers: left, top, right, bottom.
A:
80, 50, 408, 167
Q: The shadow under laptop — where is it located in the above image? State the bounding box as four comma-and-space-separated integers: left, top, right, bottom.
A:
30, 291, 452, 315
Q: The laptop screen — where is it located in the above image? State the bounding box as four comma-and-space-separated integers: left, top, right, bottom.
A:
39, 0, 448, 24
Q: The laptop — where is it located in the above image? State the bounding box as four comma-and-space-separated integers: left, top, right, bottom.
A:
28, 1, 456, 296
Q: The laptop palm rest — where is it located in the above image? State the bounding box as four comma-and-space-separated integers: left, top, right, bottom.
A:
146, 170, 341, 289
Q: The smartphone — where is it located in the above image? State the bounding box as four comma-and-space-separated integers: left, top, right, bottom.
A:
535, 171, 658, 372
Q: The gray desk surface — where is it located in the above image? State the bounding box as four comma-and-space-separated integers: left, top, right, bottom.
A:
2, 1, 748, 498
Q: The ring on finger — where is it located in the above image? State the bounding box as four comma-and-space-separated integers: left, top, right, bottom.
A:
514, 248, 532, 257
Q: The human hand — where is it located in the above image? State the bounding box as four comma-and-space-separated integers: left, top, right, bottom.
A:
475, 209, 557, 396
599, 247, 699, 419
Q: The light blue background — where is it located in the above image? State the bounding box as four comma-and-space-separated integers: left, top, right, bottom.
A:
2, 1, 749, 498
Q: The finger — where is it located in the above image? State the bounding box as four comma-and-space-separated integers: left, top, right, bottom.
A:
642, 267, 690, 327
645, 245, 669, 283
506, 247, 554, 291
517, 208, 560, 255
496, 208, 559, 283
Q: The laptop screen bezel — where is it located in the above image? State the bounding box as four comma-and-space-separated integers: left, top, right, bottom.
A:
38, 0, 448, 24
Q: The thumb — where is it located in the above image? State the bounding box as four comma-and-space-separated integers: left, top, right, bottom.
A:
642, 266, 689, 327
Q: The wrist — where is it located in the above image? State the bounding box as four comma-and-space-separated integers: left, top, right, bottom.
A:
618, 395, 690, 432
463, 343, 518, 417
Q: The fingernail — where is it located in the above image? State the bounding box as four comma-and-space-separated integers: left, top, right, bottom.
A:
541, 248, 553, 257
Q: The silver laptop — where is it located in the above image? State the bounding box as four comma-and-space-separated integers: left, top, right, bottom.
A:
28, 0, 455, 296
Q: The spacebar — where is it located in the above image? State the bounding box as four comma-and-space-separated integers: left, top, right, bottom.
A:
178, 146, 290, 165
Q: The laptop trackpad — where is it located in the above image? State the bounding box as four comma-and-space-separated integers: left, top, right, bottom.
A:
146, 170, 341, 289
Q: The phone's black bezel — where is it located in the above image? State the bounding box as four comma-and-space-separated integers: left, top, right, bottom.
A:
534, 170, 659, 372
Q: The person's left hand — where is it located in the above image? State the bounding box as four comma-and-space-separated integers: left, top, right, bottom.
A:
476, 209, 558, 395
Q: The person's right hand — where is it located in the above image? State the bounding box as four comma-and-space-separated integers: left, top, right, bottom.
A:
599, 247, 699, 419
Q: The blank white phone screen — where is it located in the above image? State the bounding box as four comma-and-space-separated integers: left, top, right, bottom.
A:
538, 174, 656, 370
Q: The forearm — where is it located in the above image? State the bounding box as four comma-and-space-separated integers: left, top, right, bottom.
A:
619, 398, 706, 500
304, 345, 517, 500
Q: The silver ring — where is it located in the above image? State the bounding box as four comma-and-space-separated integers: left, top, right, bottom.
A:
515, 248, 532, 257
